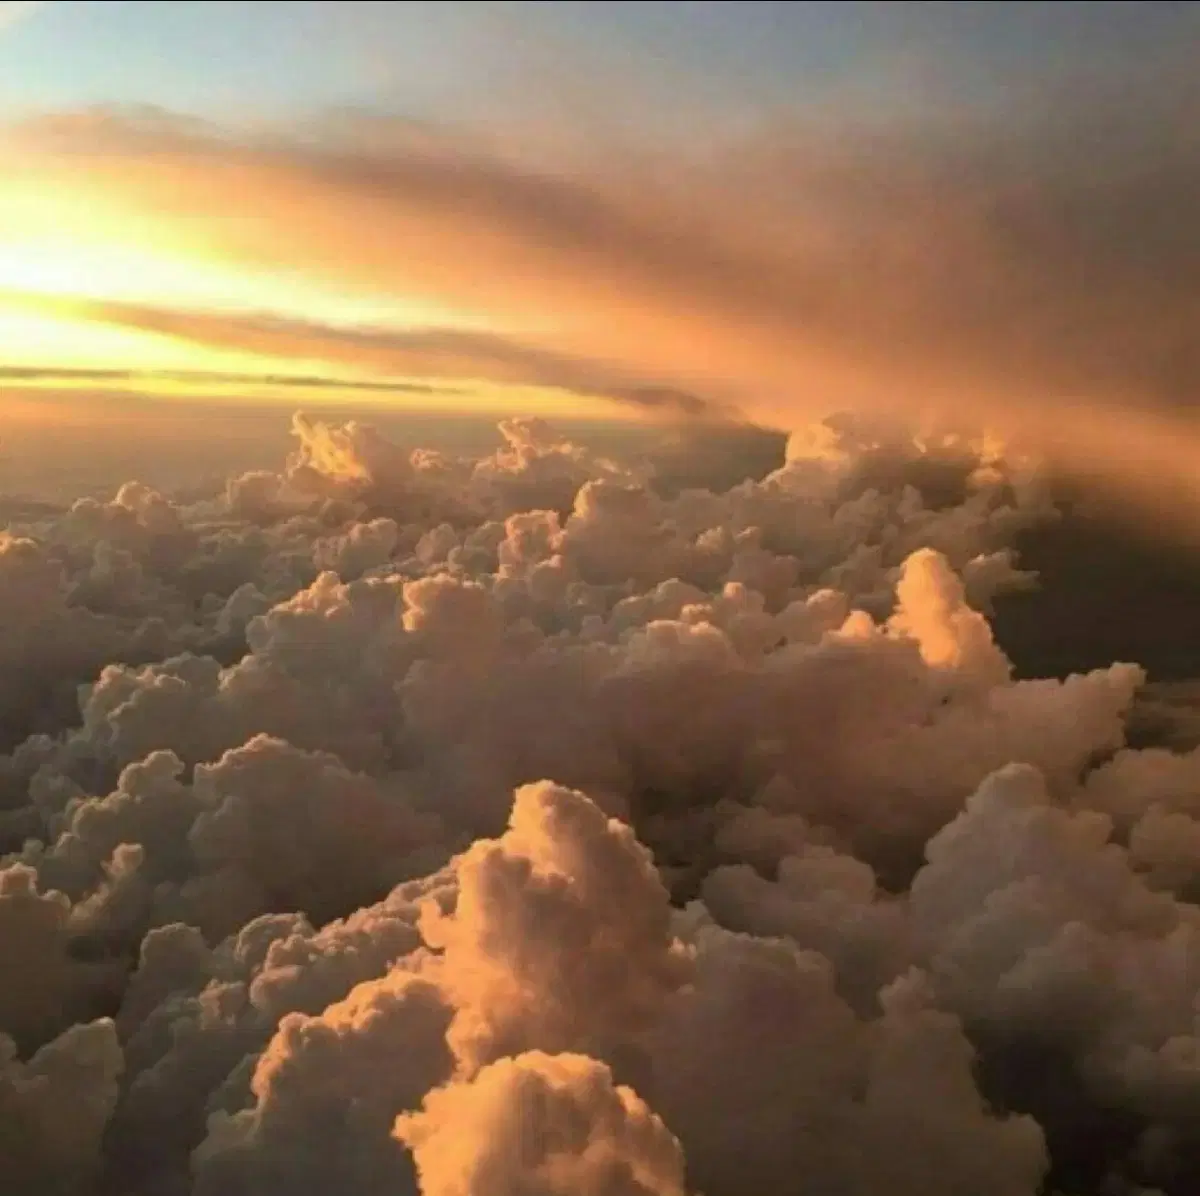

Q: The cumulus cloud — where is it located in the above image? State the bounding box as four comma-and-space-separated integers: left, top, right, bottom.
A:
4, 407, 1200, 1195
396, 1050, 688, 1196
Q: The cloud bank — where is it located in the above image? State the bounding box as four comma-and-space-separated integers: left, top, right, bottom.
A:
4, 15, 1198, 517
2, 406, 1200, 1194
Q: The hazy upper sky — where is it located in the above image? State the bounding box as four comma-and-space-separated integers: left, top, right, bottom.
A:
0, 1, 1185, 122
0, 0, 1197, 509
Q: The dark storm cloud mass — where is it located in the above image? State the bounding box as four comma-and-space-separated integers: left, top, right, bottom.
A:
5, 404, 1200, 1195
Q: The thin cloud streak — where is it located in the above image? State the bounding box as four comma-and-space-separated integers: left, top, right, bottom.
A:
0, 289, 730, 419
0, 362, 458, 398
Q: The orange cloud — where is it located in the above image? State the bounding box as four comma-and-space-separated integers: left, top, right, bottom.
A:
0, 290, 726, 419
2, 40, 1198, 521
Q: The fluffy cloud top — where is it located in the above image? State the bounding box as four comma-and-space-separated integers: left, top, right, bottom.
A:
0, 409, 1196, 1195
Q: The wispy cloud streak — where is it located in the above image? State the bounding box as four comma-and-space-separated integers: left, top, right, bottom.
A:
0, 289, 729, 419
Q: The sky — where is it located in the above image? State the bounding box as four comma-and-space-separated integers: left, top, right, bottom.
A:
0, 0, 1197, 492
11, 9, 1200, 1196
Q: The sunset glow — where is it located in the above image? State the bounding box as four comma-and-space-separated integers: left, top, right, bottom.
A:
0, 1, 1193, 465
0, 164, 548, 410
5, 7, 1200, 1196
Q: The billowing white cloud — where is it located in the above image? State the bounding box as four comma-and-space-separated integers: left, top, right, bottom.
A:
1, 408, 1197, 1195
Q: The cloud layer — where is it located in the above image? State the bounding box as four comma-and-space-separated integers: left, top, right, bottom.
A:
2, 407, 1200, 1194
4, 10, 1197, 486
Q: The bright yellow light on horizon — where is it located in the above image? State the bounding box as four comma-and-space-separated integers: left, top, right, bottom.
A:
0, 173, 482, 379
0, 171, 626, 421
0, 174, 471, 320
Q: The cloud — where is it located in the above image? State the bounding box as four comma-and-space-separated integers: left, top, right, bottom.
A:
3, 10, 1200, 1189
395, 1050, 688, 1196
4, 402, 1200, 1194
0, 291, 727, 419
6, 38, 1199, 519
0, 363, 454, 399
